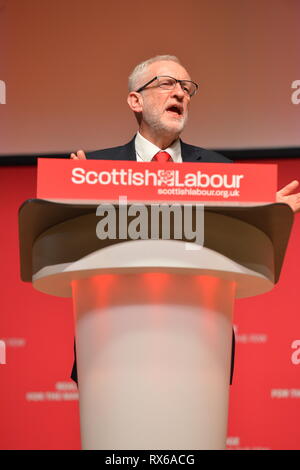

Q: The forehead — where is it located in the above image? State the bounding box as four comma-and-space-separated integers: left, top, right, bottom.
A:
145, 60, 191, 81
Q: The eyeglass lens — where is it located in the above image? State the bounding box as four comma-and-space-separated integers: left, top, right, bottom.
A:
157, 76, 197, 96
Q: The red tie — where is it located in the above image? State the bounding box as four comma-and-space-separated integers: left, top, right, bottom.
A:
151, 151, 173, 162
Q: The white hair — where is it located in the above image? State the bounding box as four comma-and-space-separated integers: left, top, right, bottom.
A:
128, 55, 182, 92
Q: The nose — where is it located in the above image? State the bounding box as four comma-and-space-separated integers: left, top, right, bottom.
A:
171, 81, 185, 99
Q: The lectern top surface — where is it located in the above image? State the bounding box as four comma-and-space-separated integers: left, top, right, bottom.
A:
18, 199, 293, 284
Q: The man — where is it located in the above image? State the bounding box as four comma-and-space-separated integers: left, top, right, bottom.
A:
70, 54, 300, 384
71, 55, 232, 165
71, 54, 300, 210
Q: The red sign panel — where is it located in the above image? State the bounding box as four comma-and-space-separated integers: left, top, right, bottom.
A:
37, 158, 277, 204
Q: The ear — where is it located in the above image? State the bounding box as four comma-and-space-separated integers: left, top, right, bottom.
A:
127, 91, 143, 113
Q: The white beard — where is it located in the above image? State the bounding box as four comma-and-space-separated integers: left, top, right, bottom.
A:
142, 107, 188, 136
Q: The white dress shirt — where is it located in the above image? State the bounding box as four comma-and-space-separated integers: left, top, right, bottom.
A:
135, 132, 182, 163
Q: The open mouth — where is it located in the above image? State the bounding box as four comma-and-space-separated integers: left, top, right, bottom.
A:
166, 105, 183, 116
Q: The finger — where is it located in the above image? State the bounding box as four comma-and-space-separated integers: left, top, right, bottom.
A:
70, 153, 79, 160
77, 150, 87, 160
278, 180, 299, 196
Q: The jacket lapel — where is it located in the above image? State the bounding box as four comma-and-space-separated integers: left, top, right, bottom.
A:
116, 137, 137, 160
180, 141, 202, 162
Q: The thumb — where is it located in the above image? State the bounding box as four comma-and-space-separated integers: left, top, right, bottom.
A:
278, 180, 299, 196
77, 150, 87, 160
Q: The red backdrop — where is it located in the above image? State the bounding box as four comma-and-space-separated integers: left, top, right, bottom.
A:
0, 158, 300, 449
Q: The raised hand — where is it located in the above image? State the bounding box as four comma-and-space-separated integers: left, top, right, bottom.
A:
276, 180, 300, 213
70, 150, 87, 160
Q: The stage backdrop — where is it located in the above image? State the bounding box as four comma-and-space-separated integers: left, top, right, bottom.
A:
0, 0, 300, 156
0, 157, 300, 450
1, 0, 300, 451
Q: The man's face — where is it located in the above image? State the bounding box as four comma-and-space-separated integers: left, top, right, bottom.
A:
137, 61, 192, 138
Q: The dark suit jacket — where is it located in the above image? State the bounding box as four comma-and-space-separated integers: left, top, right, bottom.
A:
71, 137, 235, 384
85, 136, 232, 164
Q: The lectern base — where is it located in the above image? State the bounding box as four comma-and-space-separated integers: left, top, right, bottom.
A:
72, 273, 235, 450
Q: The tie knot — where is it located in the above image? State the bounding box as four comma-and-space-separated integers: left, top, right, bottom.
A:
151, 151, 173, 163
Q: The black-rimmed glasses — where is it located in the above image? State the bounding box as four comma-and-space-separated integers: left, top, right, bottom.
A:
136, 75, 198, 97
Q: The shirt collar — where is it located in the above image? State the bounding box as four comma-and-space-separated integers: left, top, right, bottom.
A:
135, 132, 182, 162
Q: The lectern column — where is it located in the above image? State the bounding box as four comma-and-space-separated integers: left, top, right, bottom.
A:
72, 272, 235, 450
